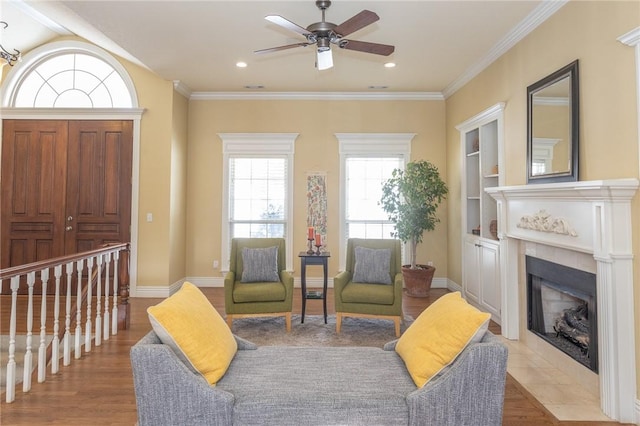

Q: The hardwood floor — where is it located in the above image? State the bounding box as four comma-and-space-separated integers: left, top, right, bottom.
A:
0, 287, 627, 425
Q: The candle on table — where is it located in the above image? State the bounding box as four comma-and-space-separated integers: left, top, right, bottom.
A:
308, 227, 314, 239
315, 233, 322, 246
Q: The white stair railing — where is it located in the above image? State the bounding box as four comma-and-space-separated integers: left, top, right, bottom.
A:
37, 268, 49, 383
1, 243, 129, 403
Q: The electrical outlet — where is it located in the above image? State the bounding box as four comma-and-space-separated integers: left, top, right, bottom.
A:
427, 261, 433, 267
213, 260, 219, 269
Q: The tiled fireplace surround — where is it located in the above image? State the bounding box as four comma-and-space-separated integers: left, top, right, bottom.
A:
486, 178, 639, 424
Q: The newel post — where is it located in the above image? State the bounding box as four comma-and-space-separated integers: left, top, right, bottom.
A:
117, 245, 130, 330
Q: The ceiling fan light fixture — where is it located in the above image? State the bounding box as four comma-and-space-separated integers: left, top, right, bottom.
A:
317, 37, 330, 52
317, 49, 333, 70
384, 62, 396, 68
236, 61, 248, 68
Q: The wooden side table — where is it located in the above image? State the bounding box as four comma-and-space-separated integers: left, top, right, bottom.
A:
298, 251, 330, 324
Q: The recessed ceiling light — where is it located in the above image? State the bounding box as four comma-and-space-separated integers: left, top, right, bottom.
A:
244, 85, 264, 89
236, 61, 248, 68
384, 62, 396, 68
368, 85, 388, 90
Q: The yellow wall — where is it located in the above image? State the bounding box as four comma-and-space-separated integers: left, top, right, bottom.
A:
186, 100, 447, 278
120, 62, 176, 286
168, 90, 189, 284
445, 0, 639, 389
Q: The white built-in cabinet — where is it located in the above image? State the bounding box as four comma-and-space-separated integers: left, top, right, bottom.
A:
457, 103, 505, 322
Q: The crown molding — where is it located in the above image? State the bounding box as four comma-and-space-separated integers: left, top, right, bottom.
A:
442, 0, 569, 99
173, 80, 192, 98
189, 91, 444, 101
618, 27, 640, 47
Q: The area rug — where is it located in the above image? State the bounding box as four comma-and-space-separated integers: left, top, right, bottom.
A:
230, 314, 413, 348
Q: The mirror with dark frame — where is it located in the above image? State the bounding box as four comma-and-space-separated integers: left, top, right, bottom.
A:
527, 60, 579, 183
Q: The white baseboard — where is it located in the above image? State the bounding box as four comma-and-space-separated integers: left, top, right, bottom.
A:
132, 278, 186, 298
133, 285, 171, 298
446, 278, 463, 293
187, 276, 224, 287
429, 277, 448, 289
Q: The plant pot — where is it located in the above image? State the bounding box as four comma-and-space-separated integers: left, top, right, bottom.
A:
402, 264, 435, 298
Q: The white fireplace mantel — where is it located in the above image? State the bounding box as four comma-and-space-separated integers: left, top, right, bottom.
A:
486, 178, 639, 423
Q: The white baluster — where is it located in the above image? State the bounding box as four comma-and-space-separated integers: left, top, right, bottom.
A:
23, 271, 35, 393
95, 254, 103, 346
63, 262, 73, 366
75, 259, 84, 359
38, 268, 50, 383
52, 265, 62, 374
5, 276, 20, 403
112, 250, 119, 335
103, 253, 111, 340
85, 257, 94, 352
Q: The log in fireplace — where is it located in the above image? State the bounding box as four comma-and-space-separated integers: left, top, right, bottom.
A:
526, 256, 598, 372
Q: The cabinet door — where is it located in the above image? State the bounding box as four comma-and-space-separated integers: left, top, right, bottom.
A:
480, 242, 501, 318
463, 238, 480, 304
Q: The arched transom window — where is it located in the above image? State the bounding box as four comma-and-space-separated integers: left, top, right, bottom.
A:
15, 53, 131, 108
3, 40, 137, 109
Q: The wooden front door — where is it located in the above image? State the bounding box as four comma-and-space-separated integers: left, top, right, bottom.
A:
1, 120, 132, 275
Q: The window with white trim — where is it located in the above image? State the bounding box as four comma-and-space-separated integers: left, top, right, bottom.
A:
345, 156, 403, 239
219, 133, 297, 271
337, 133, 414, 270
229, 157, 287, 238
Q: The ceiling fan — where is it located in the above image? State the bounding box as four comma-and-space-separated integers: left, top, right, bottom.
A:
255, 0, 395, 70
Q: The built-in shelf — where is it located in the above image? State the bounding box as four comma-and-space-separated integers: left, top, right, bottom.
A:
457, 102, 505, 324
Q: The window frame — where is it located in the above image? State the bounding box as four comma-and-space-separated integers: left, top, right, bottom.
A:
337, 133, 414, 271
2, 40, 137, 108
219, 133, 298, 272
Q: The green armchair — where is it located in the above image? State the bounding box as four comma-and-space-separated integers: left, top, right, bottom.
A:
334, 238, 404, 337
224, 238, 294, 332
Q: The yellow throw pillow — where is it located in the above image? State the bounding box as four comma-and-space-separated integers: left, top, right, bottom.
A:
395, 291, 490, 387
147, 281, 237, 385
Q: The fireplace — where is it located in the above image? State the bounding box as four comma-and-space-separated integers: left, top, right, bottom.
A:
486, 178, 639, 422
526, 256, 597, 372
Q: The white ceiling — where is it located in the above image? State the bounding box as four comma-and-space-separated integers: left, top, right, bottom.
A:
2, 0, 564, 97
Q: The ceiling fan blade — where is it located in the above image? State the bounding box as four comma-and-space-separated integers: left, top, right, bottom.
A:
339, 39, 395, 56
333, 10, 379, 37
254, 42, 311, 55
265, 15, 311, 37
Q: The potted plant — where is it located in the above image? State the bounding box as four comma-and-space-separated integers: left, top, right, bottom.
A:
380, 160, 448, 297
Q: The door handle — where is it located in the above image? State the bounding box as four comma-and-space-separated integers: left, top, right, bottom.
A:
66, 226, 73, 231
67, 215, 73, 221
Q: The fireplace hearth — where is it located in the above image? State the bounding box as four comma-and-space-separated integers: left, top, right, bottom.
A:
526, 256, 597, 372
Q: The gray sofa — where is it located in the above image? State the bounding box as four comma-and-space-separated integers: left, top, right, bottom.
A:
130, 330, 508, 426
